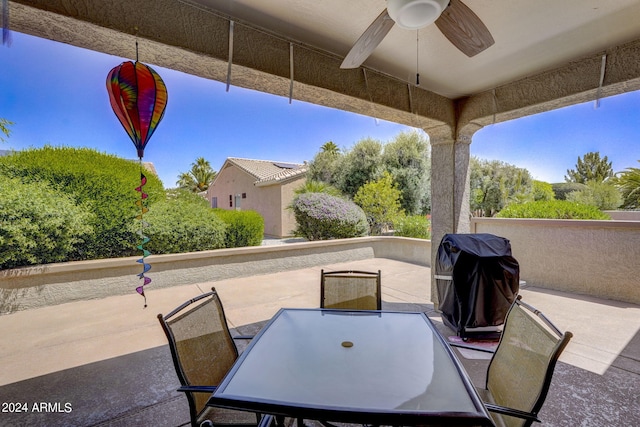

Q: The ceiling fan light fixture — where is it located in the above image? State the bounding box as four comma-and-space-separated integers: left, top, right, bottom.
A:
387, 0, 449, 30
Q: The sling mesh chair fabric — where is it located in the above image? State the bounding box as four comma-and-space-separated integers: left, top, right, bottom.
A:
320, 269, 382, 310
454, 295, 572, 427
158, 287, 273, 427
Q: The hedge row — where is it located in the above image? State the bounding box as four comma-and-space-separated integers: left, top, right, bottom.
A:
0, 148, 266, 269
393, 215, 431, 239
213, 208, 264, 247
143, 191, 226, 254
497, 200, 611, 219
0, 146, 165, 258
0, 175, 94, 268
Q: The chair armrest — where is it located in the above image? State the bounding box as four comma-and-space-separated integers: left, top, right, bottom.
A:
484, 403, 541, 422
177, 385, 218, 394
232, 335, 254, 340
448, 342, 496, 354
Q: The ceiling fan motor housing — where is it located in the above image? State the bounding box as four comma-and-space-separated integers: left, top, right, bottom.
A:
387, 0, 449, 30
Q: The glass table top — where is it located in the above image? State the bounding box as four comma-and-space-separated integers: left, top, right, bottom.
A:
210, 308, 492, 425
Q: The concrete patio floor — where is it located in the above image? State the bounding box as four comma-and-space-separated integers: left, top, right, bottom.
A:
0, 257, 638, 426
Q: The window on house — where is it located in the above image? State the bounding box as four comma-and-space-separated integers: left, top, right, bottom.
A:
211, 197, 217, 208
229, 194, 232, 207
242, 193, 247, 199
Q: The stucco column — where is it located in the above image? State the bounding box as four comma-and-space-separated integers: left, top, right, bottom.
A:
428, 126, 473, 309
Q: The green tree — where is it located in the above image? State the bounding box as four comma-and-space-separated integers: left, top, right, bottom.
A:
532, 180, 555, 201
308, 149, 344, 185
336, 138, 383, 197
0, 118, 13, 143
470, 157, 533, 216
354, 171, 404, 235
177, 157, 216, 192
565, 151, 614, 184
566, 180, 621, 210
614, 161, 640, 209
382, 131, 431, 214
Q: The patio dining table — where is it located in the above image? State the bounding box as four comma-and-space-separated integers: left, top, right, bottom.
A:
207, 308, 494, 426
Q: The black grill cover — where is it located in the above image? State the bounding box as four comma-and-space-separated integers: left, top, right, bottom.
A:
436, 233, 519, 334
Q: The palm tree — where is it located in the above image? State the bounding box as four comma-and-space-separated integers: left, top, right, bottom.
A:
293, 180, 342, 196
615, 161, 640, 209
320, 141, 340, 155
0, 118, 13, 143
177, 157, 217, 193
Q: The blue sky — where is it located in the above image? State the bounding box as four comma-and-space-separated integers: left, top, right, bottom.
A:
1, 31, 639, 187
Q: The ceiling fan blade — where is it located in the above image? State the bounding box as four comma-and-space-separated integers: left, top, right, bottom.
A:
435, 0, 494, 57
340, 9, 395, 69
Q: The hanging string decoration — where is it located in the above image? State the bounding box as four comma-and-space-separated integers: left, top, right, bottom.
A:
106, 60, 168, 306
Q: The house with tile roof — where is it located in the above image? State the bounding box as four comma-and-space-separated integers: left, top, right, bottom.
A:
206, 157, 308, 238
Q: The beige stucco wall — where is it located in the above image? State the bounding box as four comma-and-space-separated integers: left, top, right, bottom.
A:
207, 164, 304, 237
208, 163, 256, 210
277, 178, 304, 237
471, 218, 640, 305
0, 237, 430, 313
604, 211, 640, 221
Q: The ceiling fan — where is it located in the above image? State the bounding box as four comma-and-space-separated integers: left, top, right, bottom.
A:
340, 0, 494, 69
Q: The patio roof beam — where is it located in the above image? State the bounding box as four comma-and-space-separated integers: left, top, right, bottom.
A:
8, 0, 454, 132
455, 38, 640, 139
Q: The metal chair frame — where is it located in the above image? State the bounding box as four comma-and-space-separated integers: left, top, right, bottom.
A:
158, 287, 273, 427
450, 295, 572, 427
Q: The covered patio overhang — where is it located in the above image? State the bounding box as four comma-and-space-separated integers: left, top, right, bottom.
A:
8, 0, 640, 304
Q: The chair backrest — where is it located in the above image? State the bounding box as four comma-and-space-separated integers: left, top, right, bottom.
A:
320, 269, 381, 310
158, 287, 238, 418
486, 296, 572, 427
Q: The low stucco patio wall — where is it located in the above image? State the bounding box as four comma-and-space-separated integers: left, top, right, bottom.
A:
604, 210, 640, 221
0, 236, 430, 314
471, 218, 640, 305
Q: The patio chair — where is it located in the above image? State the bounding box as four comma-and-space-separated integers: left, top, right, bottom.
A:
450, 295, 572, 427
158, 287, 274, 427
320, 269, 382, 310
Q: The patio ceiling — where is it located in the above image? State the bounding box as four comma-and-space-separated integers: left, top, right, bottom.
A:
185, 0, 640, 98
8, 0, 640, 136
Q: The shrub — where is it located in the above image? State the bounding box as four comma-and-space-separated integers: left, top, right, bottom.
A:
0, 175, 94, 268
292, 193, 369, 240
533, 180, 555, 201
566, 180, 622, 210
551, 182, 588, 200
496, 200, 611, 220
213, 209, 264, 248
139, 190, 226, 254
393, 215, 431, 239
0, 146, 165, 258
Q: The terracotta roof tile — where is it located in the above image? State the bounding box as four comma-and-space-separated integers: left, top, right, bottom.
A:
227, 157, 307, 185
